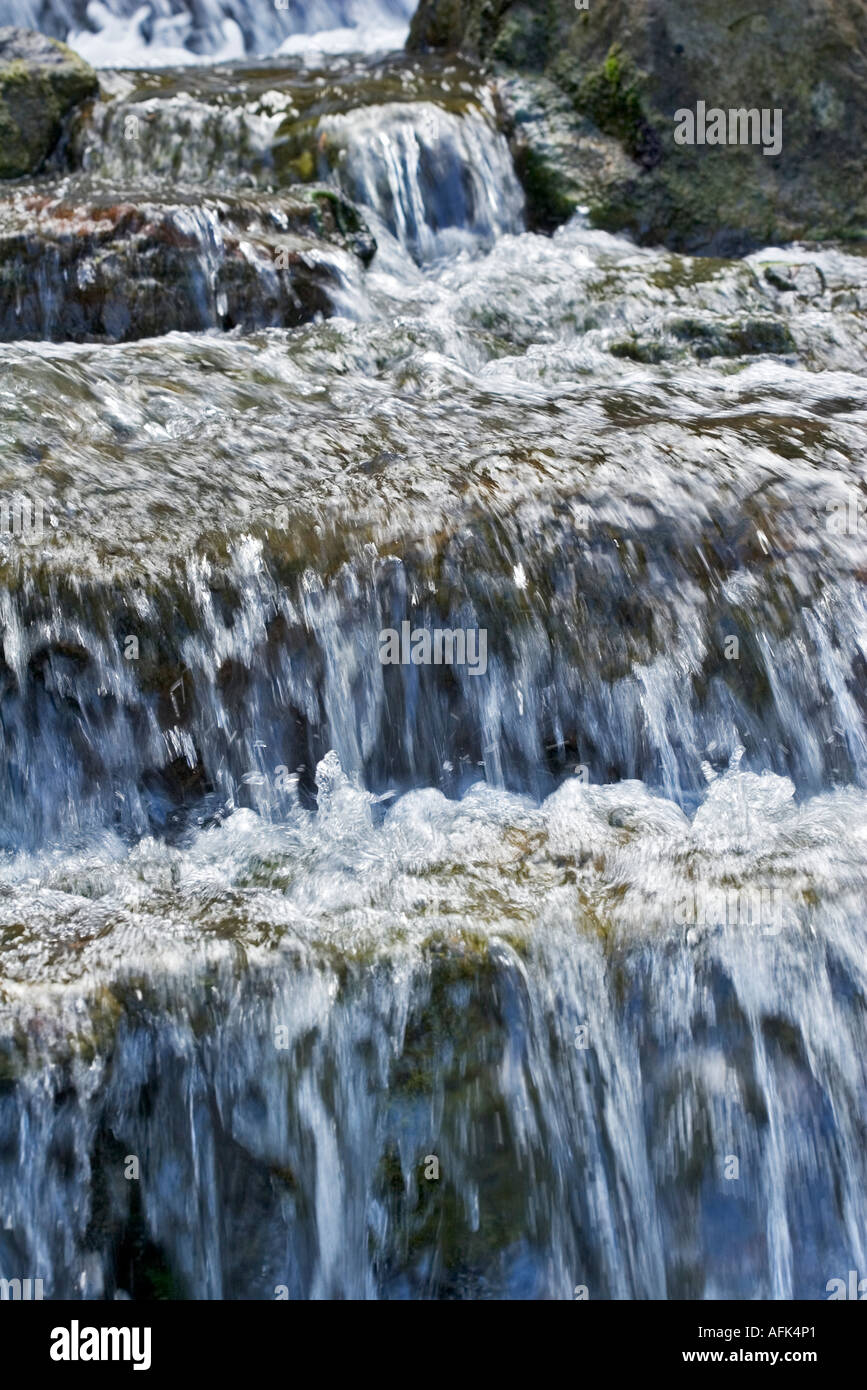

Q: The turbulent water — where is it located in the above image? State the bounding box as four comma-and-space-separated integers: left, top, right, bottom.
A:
0, 0, 415, 63
1, 20, 867, 1301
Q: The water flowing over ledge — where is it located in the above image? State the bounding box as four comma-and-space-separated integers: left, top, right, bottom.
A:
2, 759, 866, 1298
1, 15, 866, 1304
2, 224, 866, 842
0, 57, 521, 336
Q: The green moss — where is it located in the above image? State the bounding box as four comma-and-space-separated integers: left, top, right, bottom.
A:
566, 45, 659, 168
668, 315, 796, 359
291, 149, 315, 181
0, 40, 98, 178
306, 188, 377, 265
1, 59, 33, 89
513, 140, 580, 231
271, 116, 322, 186
649, 256, 727, 291
491, 9, 550, 70
609, 338, 672, 364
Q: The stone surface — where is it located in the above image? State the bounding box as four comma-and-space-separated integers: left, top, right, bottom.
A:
0, 189, 375, 341
0, 26, 99, 178
409, 0, 867, 252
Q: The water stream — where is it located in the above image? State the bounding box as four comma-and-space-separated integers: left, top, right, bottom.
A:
0, 4, 866, 1301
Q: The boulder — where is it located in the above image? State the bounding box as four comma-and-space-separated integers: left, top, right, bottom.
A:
409, 0, 867, 252
0, 26, 99, 179
0, 189, 375, 341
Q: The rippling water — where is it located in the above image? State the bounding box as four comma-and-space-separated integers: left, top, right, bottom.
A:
0, 38, 866, 1300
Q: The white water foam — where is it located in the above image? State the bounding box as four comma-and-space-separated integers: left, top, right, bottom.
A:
67, 3, 246, 67
33, 0, 415, 67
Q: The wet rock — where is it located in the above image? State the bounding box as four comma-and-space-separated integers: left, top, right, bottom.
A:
0, 27, 98, 179
408, 0, 867, 252
496, 72, 635, 233
307, 188, 377, 267
0, 188, 375, 342
666, 314, 797, 359
762, 262, 826, 298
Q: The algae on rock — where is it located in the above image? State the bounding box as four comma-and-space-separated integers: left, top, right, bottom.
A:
0, 26, 98, 179
408, 0, 867, 252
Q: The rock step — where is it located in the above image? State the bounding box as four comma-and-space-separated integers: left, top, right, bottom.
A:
0, 187, 374, 341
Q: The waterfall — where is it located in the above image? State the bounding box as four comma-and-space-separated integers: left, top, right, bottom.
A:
1, 22, 866, 1302
0, 0, 415, 63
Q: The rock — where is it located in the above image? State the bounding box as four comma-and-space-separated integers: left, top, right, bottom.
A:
495, 73, 636, 233
307, 188, 377, 267
408, 0, 867, 252
666, 314, 794, 358
762, 262, 826, 298
0, 27, 99, 179
0, 189, 375, 342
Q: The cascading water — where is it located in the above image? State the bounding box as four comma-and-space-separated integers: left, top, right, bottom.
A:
1, 7, 867, 1304
0, 0, 415, 63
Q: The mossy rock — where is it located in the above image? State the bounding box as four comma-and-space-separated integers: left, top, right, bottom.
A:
490, 6, 550, 71
558, 44, 661, 169
512, 139, 580, 230
0, 27, 99, 179
407, 0, 867, 251
407, 0, 467, 54
305, 187, 378, 266
667, 314, 796, 359
609, 314, 796, 364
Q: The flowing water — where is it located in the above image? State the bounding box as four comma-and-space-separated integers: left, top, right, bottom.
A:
1, 7, 867, 1301
0, 0, 416, 64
